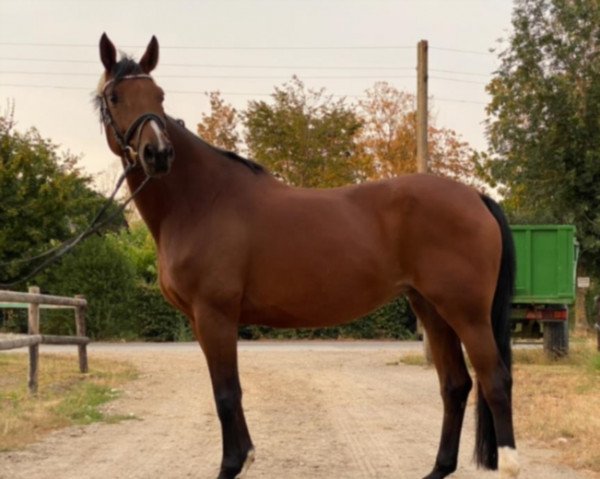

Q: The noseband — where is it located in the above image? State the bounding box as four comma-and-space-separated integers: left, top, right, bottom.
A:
99, 74, 167, 167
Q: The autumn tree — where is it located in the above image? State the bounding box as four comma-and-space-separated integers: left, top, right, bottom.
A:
484, 0, 600, 275
244, 77, 367, 187
429, 126, 478, 184
356, 82, 416, 177
197, 91, 241, 151
357, 82, 479, 186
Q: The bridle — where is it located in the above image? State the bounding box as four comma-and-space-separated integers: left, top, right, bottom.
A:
98, 74, 168, 168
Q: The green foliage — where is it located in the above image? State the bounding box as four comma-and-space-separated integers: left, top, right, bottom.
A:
0, 109, 124, 285
244, 77, 367, 187
239, 297, 415, 340
485, 0, 600, 275
39, 224, 192, 342
38, 235, 137, 339
131, 282, 192, 342
111, 223, 158, 283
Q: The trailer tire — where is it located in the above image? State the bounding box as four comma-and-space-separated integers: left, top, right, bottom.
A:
543, 321, 569, 358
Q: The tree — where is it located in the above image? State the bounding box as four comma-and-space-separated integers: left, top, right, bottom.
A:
244, 77, 368, 187
197, 91, 241, 151
484, 0, 600, 275
357, 82, 480, 185
0, 110, 123, 286
356, 82, 417, 177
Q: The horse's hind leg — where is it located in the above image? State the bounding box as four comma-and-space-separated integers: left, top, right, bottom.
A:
408, 291, 473, 479
193, 304, 254, 479
459, 324, 518, 478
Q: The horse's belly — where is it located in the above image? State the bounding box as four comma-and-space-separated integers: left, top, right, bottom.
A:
241, 262, 404, 328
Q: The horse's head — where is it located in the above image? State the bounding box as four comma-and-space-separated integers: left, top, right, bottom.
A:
97, 33, 174, 177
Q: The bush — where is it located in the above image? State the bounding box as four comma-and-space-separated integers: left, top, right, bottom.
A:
131, 283, 193, 342
37, 234, 137, 339
238, 297, 415, 340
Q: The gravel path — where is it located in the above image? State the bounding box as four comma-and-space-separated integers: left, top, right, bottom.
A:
0, 342, 592, 479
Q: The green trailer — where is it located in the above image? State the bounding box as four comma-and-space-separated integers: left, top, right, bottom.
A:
510, 225, 579, 355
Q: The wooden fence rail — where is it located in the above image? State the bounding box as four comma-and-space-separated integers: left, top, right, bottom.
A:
0, 286, 89, 393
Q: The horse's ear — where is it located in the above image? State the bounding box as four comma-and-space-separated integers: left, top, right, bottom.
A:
99, 33, 116, 73
140, 36, 159, 74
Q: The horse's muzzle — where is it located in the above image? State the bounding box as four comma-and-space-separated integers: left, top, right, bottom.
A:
142, 143, 174, 176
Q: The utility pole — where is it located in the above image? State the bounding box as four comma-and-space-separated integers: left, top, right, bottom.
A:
416, 39, 429, 174
416, 40, 432, 363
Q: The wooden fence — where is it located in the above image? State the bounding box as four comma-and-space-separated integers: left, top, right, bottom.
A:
0, 286, 89, 393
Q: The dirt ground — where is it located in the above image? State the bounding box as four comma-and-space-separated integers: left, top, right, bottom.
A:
0, 344, 594, 479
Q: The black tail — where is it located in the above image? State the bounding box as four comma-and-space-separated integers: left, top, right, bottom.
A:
476, 195, 516, 469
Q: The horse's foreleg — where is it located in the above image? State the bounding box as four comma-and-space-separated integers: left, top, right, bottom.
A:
194, 306, 254, 479
409, 292, 472, 479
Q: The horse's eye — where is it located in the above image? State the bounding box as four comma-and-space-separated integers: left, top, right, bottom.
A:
110, 92, 118, 104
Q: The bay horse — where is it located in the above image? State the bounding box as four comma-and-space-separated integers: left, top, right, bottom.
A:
96, 34, 519, 479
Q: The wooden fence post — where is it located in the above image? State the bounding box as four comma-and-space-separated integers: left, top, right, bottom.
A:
595, 296, 600, 353
75, 295, 88, 373
27, 286, 40, 394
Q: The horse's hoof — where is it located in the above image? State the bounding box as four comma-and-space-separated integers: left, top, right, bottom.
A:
499, 447, 520, 478
234, 448, 255, 479
422, 462, 456, 479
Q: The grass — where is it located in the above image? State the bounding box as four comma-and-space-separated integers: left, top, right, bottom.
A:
0, 353, 137, 451
512, 338, 600, 473
396, 337, 600, 474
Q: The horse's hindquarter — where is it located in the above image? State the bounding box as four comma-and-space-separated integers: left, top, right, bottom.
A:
388, 175, 501, 319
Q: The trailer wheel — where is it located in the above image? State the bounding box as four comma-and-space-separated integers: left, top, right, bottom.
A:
543, 321, 569, 358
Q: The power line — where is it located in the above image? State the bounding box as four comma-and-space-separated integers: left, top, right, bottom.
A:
0, 58, 494, 80
0, 82, 487, 106
0, 57, 418, 71
0, 83, 90, 91
0, 70, 418, 81
430, 75, 487, 85
0, 70, 489, 86
431, 68, 491, 78
434, 97, 486, 105
0, 41, 415, 51
430, 46, 491, 56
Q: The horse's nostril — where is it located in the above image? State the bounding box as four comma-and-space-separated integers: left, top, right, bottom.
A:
143, 144, 156, 163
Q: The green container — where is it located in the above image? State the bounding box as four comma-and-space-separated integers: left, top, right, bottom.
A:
511, 225, 578, 305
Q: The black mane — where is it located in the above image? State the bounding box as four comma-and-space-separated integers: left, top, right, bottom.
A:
207, 144, 266, 175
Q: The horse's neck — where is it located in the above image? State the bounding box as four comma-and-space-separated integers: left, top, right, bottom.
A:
126, 119, 238, 243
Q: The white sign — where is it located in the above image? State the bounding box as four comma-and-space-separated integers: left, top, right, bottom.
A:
577, 277, 590, 288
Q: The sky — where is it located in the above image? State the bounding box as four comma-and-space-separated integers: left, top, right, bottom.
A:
0, 0, 515, 187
